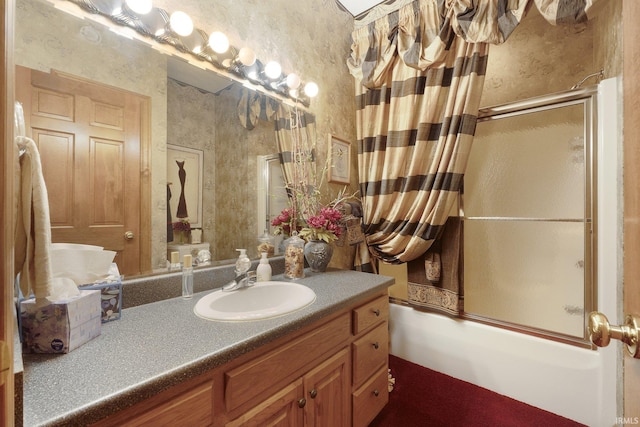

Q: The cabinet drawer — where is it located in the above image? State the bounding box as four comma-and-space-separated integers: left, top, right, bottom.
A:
92, 378, 214, 427
352, 294, 388, 335
352, 321, 388, 387
352, 365, 389, 427
225, 312, 351, 413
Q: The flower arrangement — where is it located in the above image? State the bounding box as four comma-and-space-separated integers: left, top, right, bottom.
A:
173, 218, 191, 233
270, 207, 300, 238
298, 206, 343, 243
272, 187, 354, 244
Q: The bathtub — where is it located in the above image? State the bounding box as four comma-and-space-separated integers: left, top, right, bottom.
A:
388, 302, 618, 426
387, 77, 622, 427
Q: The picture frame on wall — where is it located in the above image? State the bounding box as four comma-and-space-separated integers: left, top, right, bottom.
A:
328, 134, 351, 184
167, 144, 204, 229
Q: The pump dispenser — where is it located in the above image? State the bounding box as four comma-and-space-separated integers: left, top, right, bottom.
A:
256, 252, 272, 282
235, 249, 251, 275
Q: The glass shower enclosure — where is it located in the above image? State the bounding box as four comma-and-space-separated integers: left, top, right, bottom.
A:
462, 87, 598, 346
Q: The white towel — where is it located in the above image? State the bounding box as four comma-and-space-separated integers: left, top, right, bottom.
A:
15, 136, 53, 300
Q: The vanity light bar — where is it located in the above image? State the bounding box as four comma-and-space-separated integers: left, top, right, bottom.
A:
63, 0, 318, 104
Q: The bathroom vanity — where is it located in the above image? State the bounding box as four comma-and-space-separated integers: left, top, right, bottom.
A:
20, 269, 393, 426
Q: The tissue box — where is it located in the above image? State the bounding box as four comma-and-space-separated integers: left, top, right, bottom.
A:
80, 278, 123, 323
20, 290, 102, 354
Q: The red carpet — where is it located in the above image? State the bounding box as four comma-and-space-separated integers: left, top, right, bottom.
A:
370, 355, 586, 427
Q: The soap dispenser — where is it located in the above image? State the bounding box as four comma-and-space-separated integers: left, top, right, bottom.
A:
235, 249, 251, 275
256, 252, 272, 282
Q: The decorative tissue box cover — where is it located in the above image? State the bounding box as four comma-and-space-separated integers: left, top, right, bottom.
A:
80, 278, 123, 322
20, 290, 102, 354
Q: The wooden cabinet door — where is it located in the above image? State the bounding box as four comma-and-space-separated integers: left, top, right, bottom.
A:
226, 379, 304, 427
303, 348, 350, 427
15, 66, 149, 277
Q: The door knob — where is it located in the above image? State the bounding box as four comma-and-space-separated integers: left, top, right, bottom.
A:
588, 312, 640, 358
124, 231, 135, 240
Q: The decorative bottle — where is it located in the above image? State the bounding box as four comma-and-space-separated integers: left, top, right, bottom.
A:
169, 251, 181, 271
235, 249, 251, 275
256, 252, 272, 282
284, 233, 305, 280
182, 254, 194, 299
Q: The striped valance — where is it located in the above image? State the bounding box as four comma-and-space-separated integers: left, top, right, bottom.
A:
348, 0, 601, 88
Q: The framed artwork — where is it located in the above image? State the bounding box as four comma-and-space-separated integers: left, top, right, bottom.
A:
328, 134, 351, 184
167, 144, 204, 228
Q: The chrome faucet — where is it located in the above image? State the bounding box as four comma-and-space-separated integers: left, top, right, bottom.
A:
221, 271, 256, 292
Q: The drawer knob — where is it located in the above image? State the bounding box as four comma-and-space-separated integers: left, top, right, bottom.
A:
373, 389, 380, 397
373, 341, 379, 350
309, 388, 317, 399
298, 398, 307, 408
373, 309, 381, 317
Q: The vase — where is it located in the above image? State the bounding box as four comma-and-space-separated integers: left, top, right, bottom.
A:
304, 240, 333, 272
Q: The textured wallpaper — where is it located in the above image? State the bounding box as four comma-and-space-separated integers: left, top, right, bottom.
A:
480, 4, 621, 107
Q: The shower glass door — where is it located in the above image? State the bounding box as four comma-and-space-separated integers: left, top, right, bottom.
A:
462, 88, 597, 346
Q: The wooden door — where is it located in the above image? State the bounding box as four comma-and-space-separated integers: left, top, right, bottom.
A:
623, 1, 640, 422
15, 66, 150, 278
303, 348, 350, 427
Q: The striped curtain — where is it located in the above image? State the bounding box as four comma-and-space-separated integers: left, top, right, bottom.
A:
348, 0, 600, 312
349, 0, 490, 267
274, 104, 317, 223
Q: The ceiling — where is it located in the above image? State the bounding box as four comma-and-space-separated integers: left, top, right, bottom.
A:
336, 0, 386, 17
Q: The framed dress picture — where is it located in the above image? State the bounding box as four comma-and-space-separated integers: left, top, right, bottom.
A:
328, 134, 351, 184
167, 144, 204, 228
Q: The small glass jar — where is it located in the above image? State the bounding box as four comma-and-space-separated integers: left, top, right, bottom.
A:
257, 229, 275, 257
284, 233, 305, 279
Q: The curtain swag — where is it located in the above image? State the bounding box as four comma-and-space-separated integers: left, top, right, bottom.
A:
348, 0, 601, 89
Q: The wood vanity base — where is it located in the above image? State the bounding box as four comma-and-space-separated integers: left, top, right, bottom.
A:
92, 291, 389, 427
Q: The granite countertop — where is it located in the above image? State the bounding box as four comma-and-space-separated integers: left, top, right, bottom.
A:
21, 269, 393, 426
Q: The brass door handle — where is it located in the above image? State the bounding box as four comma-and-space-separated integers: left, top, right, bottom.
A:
588, 312, 640, 358
124, 231, 135, 240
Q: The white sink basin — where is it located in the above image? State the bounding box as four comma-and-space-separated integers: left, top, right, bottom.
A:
194, 281, 316, 322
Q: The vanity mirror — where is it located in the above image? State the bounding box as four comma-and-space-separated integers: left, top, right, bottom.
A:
14, 0, 303, 277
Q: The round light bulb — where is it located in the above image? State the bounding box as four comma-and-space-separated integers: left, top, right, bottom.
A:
304, 82, 319, 98
264, 61, 282, 79
208, 32, 229, 54
169, 11, 193, 36
289, 88, 299, 98
237, 47, 256, 67
125, 0, 152, 15
286, 73, 301, 89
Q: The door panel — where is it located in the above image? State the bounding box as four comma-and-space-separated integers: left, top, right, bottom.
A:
623, 1, 640, 421
16, 66, 148, 277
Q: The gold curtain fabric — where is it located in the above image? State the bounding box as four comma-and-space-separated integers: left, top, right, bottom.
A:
351, 2, 488, 266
